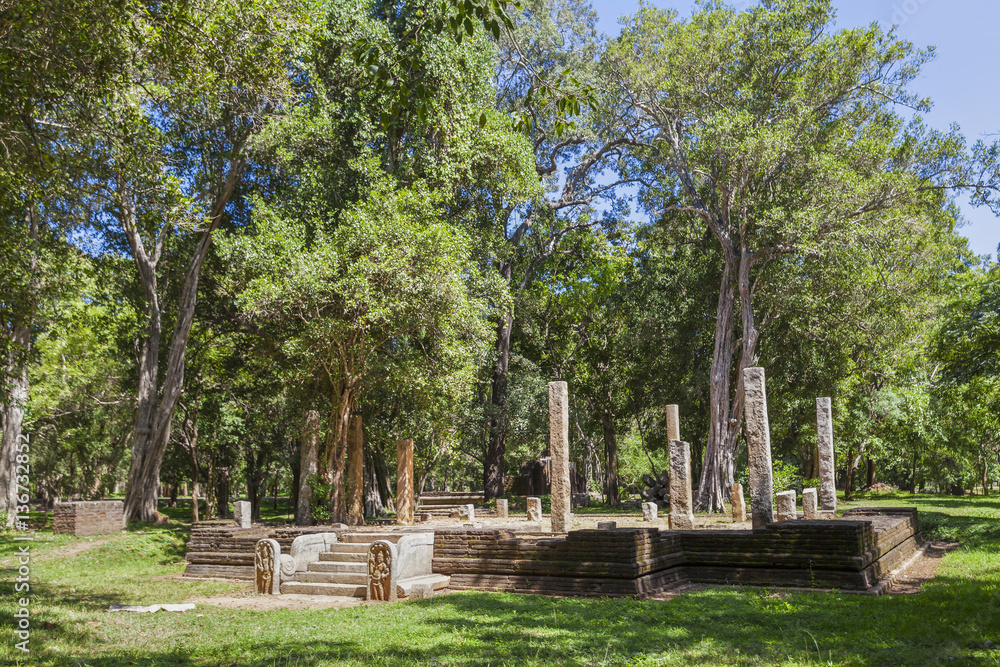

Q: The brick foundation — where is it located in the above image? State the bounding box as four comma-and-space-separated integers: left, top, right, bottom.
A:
53, 501, 125, 536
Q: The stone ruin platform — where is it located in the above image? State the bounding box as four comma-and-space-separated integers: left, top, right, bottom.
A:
434, 507, 922, 596
182, 507, 921, 597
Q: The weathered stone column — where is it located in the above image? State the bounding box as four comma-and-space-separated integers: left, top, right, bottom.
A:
496, 498, 508, 519
396, 438, 414, 525
346, 415, 364, 526
526, 497, 542, 522
549, 381, 572, 533
668, 440, 695, 530
816, 397, 837, 513
296, 410, 320, 526
744, 367, 775, 528
665, 404, 681, 441
731, 483, 746, 523
802, 487, 818, 520
775, 490, 796, 522
234, 500, 251, 529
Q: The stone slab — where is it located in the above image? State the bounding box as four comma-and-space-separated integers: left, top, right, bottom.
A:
816, 397, 837, 513
803, 488, 819, 520
234, 501, 251, 529
642, 502, 658, 522
668, 440, 695, 530
743, 367, 775, 529
496, 498, 508, 519
549, 381, 572, 533
526, 497, 542, 522
776, 490, 797, 522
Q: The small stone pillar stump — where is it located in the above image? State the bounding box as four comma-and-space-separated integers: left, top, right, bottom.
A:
526, 497, 542, 522
367, 540, 398, 603
642, 502, 658, 522
296, 410, 320, 526
668, 440, 695, 530
459, 504, 475, 521
802, 487, 819, 520
254, 539, 281, 595
347, 415, 364, 526
496, 498, 509, 519
396, 438, 414, 525
816, 397, 837, 513
775, 490, 797, 522
744, 367, 775, 528
549, 381, 572, 533
234, 501, 251, 529
731, 483, 746, 523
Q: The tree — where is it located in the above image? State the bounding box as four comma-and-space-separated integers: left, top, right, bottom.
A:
608, 0, 987, 511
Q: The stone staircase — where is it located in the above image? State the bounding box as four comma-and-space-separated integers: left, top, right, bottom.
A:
280, 541, 369, 596
279, 532, 450, 598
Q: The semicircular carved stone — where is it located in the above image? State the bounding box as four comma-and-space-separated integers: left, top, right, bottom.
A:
367, 540, 398, 603
255, 539, 281, 595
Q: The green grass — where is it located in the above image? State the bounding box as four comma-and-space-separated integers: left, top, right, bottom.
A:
2, 494, 999, 666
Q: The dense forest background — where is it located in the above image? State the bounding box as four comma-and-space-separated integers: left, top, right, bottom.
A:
2, 0, 999, 525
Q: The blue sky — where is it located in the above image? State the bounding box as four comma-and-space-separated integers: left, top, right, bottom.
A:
588, 0, 1000, 259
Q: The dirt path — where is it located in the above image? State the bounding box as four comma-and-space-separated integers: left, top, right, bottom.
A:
185, 592, 367, 611
888, 541, 960, 595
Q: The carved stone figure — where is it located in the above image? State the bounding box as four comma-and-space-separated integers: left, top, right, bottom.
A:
254, 539, 281, 595
367, 540, 398, 602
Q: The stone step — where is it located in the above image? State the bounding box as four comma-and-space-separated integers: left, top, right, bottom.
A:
326, 543, 369, 554
398, 574, 451, 598
337, 532, 404, 544
279, 581, 366, 597
295, 571, 368, 585
309, 561, 367, 574
319, 551, 367, 563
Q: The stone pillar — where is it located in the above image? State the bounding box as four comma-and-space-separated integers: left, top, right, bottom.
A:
665, 404, 681, 441
347, 415, 364, 526
803, 487, 818, 520
254, 539, 281, 595
459, 504, 475, 521
496, 498, 508, 519
234, 501, 251, 529
744, 367, 775, 528
396, 438, 414, 525
548, 381, 571, 533
731, 483, 746, 523
816, 397, 837, 513
526, 497, 542, 522
668, 440, 695, 530
296, 409, 320, 526
642, 502, 658, 521
775, 490, 796, 522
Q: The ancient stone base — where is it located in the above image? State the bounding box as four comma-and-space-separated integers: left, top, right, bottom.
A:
53, 501, 125, 536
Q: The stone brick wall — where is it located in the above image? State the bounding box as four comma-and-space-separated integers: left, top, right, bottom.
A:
434, 507, 920, 596
53, 501, 125, 536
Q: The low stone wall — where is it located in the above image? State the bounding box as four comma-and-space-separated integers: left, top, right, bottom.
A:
53, 501, 125, 536
434, 507, 920, 596
183, 523, 348, 579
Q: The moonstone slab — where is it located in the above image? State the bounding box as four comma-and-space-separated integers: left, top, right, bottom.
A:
816, 397, 837, 513
347, 415, 364, 526
597, 521, 617, 530
234, 501, 251, 529
526, 497, 542, 522
731, 483, 746, 523
775, 490, 797, 522
802, 487, 819, 520
396, 438, 414, 525
296, 410, 320, 526
668, 440, 695, 530
496, 498, 508, 519
549, 381, 572, 533
743, 367, 775, 528
642, 502, 658, 521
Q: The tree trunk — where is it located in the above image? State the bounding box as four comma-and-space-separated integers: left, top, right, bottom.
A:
0, 206, 38, 527
602, 410, 619, 506
485, 306, 513, 501
866, 456, 876, 488
320, 381, 355, 524
119, 161, 244, 523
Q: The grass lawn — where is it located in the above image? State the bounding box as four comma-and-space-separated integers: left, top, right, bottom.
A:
2, 494, 999, 666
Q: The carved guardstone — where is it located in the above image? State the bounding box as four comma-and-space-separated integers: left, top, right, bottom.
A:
526, 497, 542, 522
743, 367, 775, 528
731, 483, 746, 523
549, 381, 572, 533
367, 540, 398, 603
254, 539, 281, 595
816, 397, 837, 513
